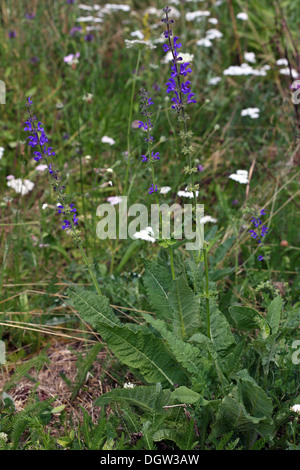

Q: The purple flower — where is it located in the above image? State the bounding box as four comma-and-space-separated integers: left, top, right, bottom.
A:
180, 63, 192, 76
257, 255, 264, 261
151, 152, 160, 160
33, 151, 43, 162
197, 165, 204, 172
148, 184, 158, 194
187, 93, 196, 104
70, 26, 82, 36
25, 13, 35, 19
30, 56, 39, 64
249, 230, 258, 239
8, 30, 16, 38
141, 155, 148, 162
84, 34, 94, 42
166, 77, 177, 93
181, 81, 191, 94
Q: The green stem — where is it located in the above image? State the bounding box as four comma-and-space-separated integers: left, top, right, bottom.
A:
124, 49, 142, 196
204, 248, 211, 339
169, 246, 176, 280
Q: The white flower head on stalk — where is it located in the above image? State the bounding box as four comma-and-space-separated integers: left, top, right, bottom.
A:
228, 170, 249, 184
101, 135, 116, 145
160, 186, 172, 194
241, 107, 260, 119
244, 52, 256, 63
133, 226, 156, 243
7, 178, 35, 195
290, 404, 300, 414
0, 147, 4, 159
200, 215, 217, 224
107, 196, 122, 206
236, 12, 248, 20
123, 382, 136, 389
125, 39, 156, 50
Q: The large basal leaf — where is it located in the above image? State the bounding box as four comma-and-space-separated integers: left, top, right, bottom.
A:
94, 322, 188, 388
143, 314, 206, 378
210, 302, 236, 358
143, 260, 174, 321
171, 386, 204, 405
68, 287, 121, 328
94, 385, 171, 412
229, 305, 264, 331
211, 371, 274, 439
169, 276, 201, 339
266, 296, 282, 334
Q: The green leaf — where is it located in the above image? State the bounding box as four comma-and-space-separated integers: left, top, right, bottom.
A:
229, 305, 263, 331
93, 323, 187, 387
210, 302, 236, 357
169, 276, 200, 339
67, 287, 121, 329
171, 386, 203, 405
266, 296, 282, 334
143, 314, 206, 378
94, 385, 171, 411
143, 260, 173, 321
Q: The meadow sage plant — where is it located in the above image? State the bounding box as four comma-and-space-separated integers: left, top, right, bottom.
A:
23, 96, 102, 296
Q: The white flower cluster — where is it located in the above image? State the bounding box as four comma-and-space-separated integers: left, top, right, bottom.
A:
241, 107, 260, 119
228, 170, 249, 184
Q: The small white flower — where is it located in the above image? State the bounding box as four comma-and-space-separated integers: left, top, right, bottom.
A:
196, 38, 213, 48
178, 53, 194, 63
0, 147, 4, 159
290, 404, 300, 414
64, 52, 80, 66
208, 76, 221, 85
130, 30, 144, 40
7, 178, 35, 195
228, 169, 249, 184
42, 204, 48, 210
186, 11, 211, 21
279, 67, 298, 79
177, 189, 199, 198
101, 135, 116, 145
35, 164, 48, 172
78, 4, 93, 11
0, 432, 8, 442
236, 12, 248, 21
125, 39, 156, 50
123, 382, 136, 389
84, 155, 92, 160
200, 215, 217, 224
276, 58, 288, 66
208, 18, 218, 25
133, 226, 156, 243
244, 52, 256, 63
82, 93, 93, 102
206, 29, 223, 40
107, 196, 122, 206
241, 107, 260, 119
160, 186, 172, 195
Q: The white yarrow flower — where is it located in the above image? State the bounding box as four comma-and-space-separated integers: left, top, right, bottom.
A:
228, 169, 249, 184
107, 196, 122, 206
208, 76, 221, 85
101, 135, 116, 145
276, 58, 288, 66
236, 12, 248, 20
123, 382, 136, 389
244, 52, 256, 63
241, 107, 260, 119
200, 216, 217, 224
133, 226, 156, 243
0, 147, 4, 159
160, 186, 172, 195
7, 178, 35, 195
290, 404, 300, 414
